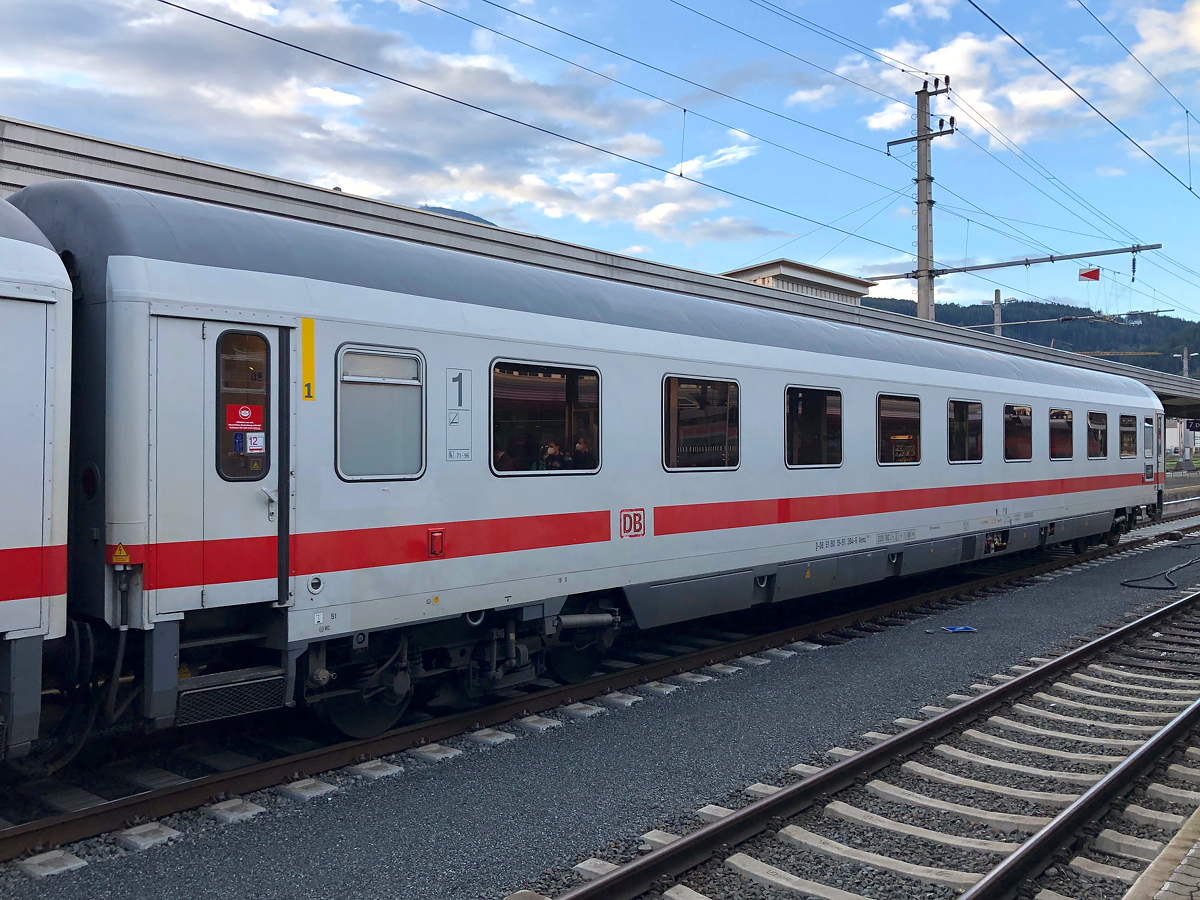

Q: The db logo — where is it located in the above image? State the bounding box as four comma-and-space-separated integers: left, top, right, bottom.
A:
619, 508, 645, 539
238, 406, 252, 420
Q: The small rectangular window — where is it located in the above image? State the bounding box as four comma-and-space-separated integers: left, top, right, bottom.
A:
217, 331, 269, 482
338, 348, 424, 479
878, 394, 920, 464
1050, 409, 1073, 460
1004, 404, 1033, 461
493, 362, 599, 473
664, 376, 739, 469
786, 387, 842, 466
1120, 414, 1138, 458
1145, 417, 1155, 459
947, 400, 982, 463
1088, 412, 1108, 459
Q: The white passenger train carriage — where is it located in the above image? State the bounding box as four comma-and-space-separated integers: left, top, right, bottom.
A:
0, 198, 71, 758
7, 181, 1162, 742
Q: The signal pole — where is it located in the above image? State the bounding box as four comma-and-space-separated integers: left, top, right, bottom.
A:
887, 79, 955, 321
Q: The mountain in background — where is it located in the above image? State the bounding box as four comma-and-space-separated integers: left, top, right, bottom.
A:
861, 297, 1199, 376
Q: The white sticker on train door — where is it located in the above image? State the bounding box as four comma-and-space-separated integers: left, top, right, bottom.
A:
446, 368, 472, 461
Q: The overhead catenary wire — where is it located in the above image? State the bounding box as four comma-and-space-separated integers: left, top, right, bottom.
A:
156, 0, 1189, 317
470, 0, 884, 154
661, 0, 1198, 311
660, 0, 914, 108
409, 0, 901, 192
152, 0, 920, 259
966, 0, 1200, 202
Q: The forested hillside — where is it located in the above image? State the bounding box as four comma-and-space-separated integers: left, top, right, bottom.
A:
861, 298, 1199, 375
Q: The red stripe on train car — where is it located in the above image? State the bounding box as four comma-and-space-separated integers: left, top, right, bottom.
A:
653, 472, 1149, 536
291, 510, 611, 575
106, 510, 611, 589
0, 544, 67, 603
111, 537, 278, 591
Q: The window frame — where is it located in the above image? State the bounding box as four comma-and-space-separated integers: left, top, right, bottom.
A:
876, 392, 922, 467
784, 384, 843, 470
215, 329, 271, 484
946, 398, 983, 465
1002, 401, 1034, 463
489, 356, 602, 478
1119, 413, 1139, 459
335, 343, 428, 483
1145, 416, 1155, 460
1049, 408, 1074, 461
662, 372, 741, 473
1087, 410, 1109, 460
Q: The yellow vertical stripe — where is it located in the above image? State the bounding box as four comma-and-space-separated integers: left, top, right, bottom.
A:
301, 318, 316, 401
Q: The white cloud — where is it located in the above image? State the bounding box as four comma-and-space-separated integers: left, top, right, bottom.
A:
1096, 166, 1126, 177
306, 85, 363, 106
885, 0, 954, 21
620, 245, 651, 255
0, 0, 779, 247
785, 85, 835, 106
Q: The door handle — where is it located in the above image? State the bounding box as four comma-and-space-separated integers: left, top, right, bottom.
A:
261, 488, 279, 523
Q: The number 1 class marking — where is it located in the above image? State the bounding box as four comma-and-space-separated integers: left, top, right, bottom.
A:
452, 371, 463, 407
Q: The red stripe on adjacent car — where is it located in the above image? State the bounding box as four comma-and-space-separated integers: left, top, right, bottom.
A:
653, 472, 1149, 536
291, 510, 611, 575
0, 544, 67, 603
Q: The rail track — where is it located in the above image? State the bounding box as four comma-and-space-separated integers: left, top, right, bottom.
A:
2, 512, 1197, 874
528, 572, 1200, 900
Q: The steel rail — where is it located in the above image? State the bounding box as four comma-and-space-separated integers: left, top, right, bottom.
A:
553, 588, 1200, 900
959, 694, 1200, 900
0, 531, 1174, 862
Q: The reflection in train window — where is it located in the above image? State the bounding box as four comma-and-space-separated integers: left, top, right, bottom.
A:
947, 399, 982, 463
664, 377, 739, 470
337, 349, 424, 480
1145, 417, 1155, 459
878, 394, 920, 465
492, 362, 599, 474
1120, 415, 1138, 458
216, 331, 269, 482
1049, 409, 1073, 460
1088, 412, 1108, 459
1004, 404, 1033, 461
786, 387, 841, 467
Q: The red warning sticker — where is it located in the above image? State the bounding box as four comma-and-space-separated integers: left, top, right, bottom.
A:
226, 404, 264, 431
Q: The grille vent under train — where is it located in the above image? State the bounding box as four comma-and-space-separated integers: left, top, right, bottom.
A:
176, 666, 286, 727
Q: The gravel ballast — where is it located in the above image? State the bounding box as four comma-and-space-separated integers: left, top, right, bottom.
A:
2, 540, 1197, 900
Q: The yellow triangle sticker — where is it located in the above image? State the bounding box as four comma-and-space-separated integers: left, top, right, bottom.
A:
111, 543, 131, 564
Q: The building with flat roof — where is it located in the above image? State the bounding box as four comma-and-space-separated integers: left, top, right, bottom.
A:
722, 259, 875, 306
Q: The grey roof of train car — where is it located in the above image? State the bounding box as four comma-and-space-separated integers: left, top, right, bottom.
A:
8, 181, 1153, 399
0, 196, 54, 251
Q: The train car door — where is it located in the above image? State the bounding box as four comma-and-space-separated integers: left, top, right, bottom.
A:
152, 317, 286, 614
0, 297, 50, 631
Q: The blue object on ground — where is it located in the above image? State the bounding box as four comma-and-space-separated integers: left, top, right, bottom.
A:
942, 626, 977, 633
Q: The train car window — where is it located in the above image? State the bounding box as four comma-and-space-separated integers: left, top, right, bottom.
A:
664, 377, 739, 470
1145, 416, 1155, 459
1119, 415, 1138, 458
337, 349, 424, 480
1087, 412, 1108, 459
785, 387, 841, 467
1049, 409, 1073, 460
1003, 404, 1033, 461
217, 331, 270, 482
947, 400, 982, 463
493, 362, 599, 474
878, 394, 920, 465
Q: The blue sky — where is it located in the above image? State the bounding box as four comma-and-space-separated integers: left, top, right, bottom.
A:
4, 0, 1200, 316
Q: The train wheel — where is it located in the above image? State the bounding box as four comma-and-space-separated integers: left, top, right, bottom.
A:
314, 686, 412, 739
